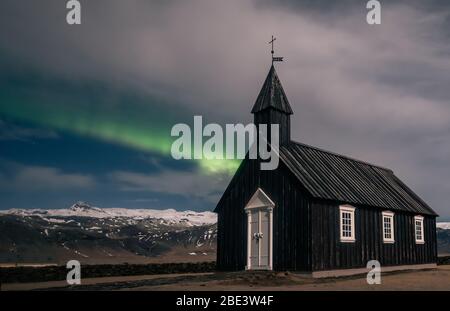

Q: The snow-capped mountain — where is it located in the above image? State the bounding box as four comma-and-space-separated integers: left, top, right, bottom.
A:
0, 202, 217, 264
437, 222, 450, 230
437, 222, 450, 255
1, 201, 217, 226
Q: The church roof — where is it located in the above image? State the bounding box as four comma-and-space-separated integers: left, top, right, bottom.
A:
280, 141, 437, 216
251, 65, 293, 115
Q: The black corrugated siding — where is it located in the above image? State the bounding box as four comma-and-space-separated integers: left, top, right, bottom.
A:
311, 201, 437, 270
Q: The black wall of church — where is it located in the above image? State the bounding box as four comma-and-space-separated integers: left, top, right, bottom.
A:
311, 200, 437, 271
216, 161, 437, 272
216, 158, 312, 271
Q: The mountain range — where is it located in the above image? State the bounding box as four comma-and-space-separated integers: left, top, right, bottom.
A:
0, 202, 217, 265
0, 202, 449, 265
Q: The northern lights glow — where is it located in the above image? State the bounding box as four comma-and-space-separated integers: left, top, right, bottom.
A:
0, 87, 240, 175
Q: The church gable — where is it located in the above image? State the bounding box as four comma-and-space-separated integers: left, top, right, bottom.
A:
245, 188, 275, 210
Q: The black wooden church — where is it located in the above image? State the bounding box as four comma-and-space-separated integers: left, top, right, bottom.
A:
214, 64, 438, 277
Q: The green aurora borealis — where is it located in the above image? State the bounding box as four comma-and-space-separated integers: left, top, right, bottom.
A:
0, 83, 241, 175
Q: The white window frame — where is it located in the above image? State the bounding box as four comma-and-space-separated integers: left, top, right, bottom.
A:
339, 205, 355, 243
414, 215, 425, 244
382, 211, 395, 243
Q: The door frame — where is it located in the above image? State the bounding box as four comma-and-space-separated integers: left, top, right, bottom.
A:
244, 188, 275, 271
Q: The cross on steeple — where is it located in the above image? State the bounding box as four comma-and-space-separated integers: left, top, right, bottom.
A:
269, 35, 284, 65
269, 35, 276, 55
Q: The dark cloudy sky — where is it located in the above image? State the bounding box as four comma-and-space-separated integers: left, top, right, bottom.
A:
0, 0, 449, 219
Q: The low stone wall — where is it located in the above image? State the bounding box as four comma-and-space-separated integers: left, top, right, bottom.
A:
438, 255, 450, 265
0, 261, 216, 284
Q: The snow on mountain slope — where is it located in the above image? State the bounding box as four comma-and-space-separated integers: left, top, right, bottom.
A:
437, 222, 450, 230
1, 203, 447, 229
0, 202, 218, 264
0, 202, 217, 226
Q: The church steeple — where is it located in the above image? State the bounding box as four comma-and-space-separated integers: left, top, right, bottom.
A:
252, 65, 293, 145
251, 65, 293, 115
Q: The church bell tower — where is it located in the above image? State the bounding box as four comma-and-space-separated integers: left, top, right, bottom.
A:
251, 36, 293, 146
251, 64, 293, 146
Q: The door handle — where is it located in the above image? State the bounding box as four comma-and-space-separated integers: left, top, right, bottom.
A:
253, 232, 264, 240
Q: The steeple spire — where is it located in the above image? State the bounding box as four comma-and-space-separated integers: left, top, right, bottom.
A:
252, 64, 293, 145
251, 65, 293, 115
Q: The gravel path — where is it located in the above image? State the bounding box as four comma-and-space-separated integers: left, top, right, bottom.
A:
3, 266, 450, 291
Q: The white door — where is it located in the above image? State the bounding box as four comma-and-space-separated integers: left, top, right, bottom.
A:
245, 188, 274, 270
249, 209, 260, 268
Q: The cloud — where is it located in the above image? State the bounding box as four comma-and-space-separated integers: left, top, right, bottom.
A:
0, 162, 96, 192
3, 0, 450, 131
1, 1, 449, 117
1, 0, 450, 216
0, 119, 59, 141
110, 169, 229, 203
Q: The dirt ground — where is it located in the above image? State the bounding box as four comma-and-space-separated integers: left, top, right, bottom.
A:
3, 265, 450, 291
